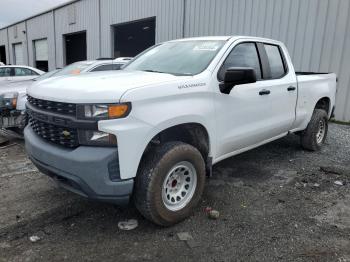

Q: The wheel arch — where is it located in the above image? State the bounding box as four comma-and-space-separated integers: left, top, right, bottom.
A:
137, 122, 212, 177
314, 97, 331, 115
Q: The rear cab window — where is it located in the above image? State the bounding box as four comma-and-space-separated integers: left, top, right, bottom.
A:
264, 44, 287, 79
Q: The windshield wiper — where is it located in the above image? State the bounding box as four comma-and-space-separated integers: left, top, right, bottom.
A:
142, 69, 168, 74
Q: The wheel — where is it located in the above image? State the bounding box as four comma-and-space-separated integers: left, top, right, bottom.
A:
134, 142, 206, 226
300, 109, 328, 151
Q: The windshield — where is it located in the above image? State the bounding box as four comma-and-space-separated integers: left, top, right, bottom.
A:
124, 40, 226, 76
34, 69, 61, 81
53, 61, 95, 77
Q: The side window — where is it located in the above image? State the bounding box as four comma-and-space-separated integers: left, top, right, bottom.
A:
15, 68, 37, 76
218, 43, 262, 81
90, 64, 114, 72
0, 67, 11, 77
264, 44, 286, 79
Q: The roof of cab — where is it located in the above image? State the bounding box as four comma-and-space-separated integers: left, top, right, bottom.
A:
170, 36, 284, 45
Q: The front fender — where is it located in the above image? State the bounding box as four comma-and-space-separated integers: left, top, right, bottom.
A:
99, 115, 214, 180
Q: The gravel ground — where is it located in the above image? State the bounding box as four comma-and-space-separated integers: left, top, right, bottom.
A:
0, 123, 349, 262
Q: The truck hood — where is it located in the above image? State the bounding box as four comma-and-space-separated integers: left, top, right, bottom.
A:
28, 70, 183, 103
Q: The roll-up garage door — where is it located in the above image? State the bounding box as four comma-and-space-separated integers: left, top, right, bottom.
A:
34, 39, 48, 61
13, 43, 23, 65
34, 39, 48, 71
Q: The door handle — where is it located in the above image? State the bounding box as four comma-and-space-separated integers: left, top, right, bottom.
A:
259, 89, 271, 95
287, 86, 296, 91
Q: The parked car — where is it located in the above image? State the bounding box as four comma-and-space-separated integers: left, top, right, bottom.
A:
0, 69, 60, 131
51, 57, 132, 77
0, 65, 45, 84
0, 58, 131, 132
24, 36, 336, 226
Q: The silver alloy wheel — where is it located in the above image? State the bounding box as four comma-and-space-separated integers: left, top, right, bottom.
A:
162, 161, 197, 211
316, 119, 326, 144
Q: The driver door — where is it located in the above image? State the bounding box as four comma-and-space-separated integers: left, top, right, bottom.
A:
213, 42, 275, 158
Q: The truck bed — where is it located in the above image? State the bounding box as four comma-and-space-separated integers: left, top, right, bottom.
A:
296, 72, 331, 76
294, 72, 337, 129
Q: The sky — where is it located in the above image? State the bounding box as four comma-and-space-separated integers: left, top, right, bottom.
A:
0, 0, 71, 28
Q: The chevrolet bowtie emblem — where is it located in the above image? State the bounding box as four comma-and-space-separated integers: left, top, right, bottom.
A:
62, 130, 71, 137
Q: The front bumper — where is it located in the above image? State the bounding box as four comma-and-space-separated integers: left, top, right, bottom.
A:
24, 126, 134, 205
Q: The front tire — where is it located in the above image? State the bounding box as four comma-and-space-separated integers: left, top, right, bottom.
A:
300, 109, 328, 151
134, 142, 206, 226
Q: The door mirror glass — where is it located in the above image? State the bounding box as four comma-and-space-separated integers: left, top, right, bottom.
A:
220, 67, 257, 94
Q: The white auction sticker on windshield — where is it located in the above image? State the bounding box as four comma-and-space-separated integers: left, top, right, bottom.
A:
193, 42, 220, 51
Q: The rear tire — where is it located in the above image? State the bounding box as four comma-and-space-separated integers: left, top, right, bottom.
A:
134, 142, 206, 226
300, 109, 328, 151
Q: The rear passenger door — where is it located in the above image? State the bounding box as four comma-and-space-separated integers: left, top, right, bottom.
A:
258, 43, 297, 137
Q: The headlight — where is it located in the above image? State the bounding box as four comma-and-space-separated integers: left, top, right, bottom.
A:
78, 103, 131, 120
79, 130, 117, 146
0, 92, 18, 109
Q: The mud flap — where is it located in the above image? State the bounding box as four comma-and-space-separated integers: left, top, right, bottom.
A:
206, 156, 213, 177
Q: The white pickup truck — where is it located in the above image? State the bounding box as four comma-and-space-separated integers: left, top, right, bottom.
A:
24, 36, 336, 226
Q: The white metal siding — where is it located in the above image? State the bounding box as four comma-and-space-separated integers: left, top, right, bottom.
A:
54, 0, 100, 67
100, 0, 184, 57
7, 22, 27, 65
184, 0, 350, 122
26, 12, 55, 70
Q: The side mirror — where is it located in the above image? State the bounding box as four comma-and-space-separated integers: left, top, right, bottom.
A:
220, 67, 257, 94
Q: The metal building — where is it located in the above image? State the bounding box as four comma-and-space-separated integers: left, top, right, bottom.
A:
0, 0, 349, 122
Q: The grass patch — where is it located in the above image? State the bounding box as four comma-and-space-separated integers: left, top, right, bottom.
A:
330, 119, 350, 126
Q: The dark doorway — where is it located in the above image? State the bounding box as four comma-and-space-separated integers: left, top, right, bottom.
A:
113, 17, 155, 58
65, 31, 87, 65
35, 61, 48, 72
0, 45, 6, 64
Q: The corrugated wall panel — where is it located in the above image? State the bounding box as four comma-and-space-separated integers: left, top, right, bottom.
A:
54, 0, 100, 67
7, 22, 28, 65
300, 0, 318, 71
337, 3, 350, 121
26, 12, 56, 70
0, 29, 9, 63
185, 0, 350, 121
100, 0, 184, 57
